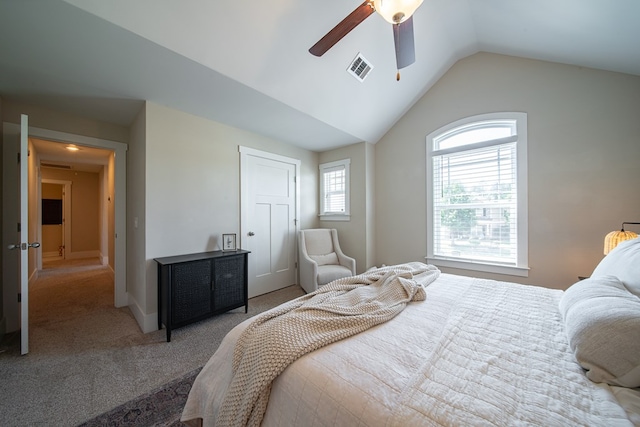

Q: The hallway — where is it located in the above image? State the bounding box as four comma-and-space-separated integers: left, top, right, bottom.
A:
31, 257, 122, 354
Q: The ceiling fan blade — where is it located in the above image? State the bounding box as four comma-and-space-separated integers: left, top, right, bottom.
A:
393, 16, 416, 69
309, 1, 375, 57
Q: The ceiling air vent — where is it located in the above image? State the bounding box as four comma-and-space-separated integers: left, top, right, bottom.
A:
41, 163, 72, 169
347, 53, 373, 82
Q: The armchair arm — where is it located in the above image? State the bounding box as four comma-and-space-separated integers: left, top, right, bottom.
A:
298, 232, 319, 294
330, 229, 357, 275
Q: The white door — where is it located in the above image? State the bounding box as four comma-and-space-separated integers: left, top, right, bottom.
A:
240, 147, 299, 298
7, 115, 40, 355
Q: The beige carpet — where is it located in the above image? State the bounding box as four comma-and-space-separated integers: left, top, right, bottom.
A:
0, 257, 304, 426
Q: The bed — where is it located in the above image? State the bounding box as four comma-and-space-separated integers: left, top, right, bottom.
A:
182, 238, 640, 426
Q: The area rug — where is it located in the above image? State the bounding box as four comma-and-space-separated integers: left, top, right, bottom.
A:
78, 367, 202, 427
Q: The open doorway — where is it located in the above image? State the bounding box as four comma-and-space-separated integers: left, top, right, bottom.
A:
32, 139, 118, 340
25, 126, 128, 309
41, 180, 71, 262
33, 138, 113, 269
2, 121, 127, 352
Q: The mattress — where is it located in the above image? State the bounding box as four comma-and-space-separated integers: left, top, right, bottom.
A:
182, 271, 635, 426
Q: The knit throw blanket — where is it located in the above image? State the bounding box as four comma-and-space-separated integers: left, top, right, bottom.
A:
215, 262, 440, 427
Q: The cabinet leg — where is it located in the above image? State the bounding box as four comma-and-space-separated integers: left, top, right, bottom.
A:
166, 328, 171, 343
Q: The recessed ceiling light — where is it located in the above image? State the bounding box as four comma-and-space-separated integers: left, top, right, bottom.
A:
66, 144, 80, 151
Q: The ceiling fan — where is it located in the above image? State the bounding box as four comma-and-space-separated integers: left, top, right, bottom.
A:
309, 0, 424, 80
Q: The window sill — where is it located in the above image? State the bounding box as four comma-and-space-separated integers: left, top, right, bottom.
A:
319, 214, 350, 222
425, 256, 529, 277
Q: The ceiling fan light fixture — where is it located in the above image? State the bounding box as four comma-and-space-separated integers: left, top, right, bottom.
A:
373, 0, 423, 24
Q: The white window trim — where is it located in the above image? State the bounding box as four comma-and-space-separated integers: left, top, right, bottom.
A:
319, 158, 350, 221
426, 112, 529, 277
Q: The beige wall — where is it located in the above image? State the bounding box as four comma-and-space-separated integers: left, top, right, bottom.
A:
127, 107, 147, 314
127, 104, 147, 312
3, 101, 129, 143
40, 168, 100, 255
41, 182, 62, 198
107, 153, 116, 270
364, 142, 375, 269
127, 102, 320, 330
318, 142, 374, 273
28, 138, 38, 277
374, 52, 640, 290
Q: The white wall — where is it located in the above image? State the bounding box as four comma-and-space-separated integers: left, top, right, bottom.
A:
132, 102, 319, 331
375, 52, 640, 290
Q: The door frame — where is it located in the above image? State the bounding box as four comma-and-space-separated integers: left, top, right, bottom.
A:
39, 180, 72, 262
3, 122, 128, 308
239, 146, 300, 292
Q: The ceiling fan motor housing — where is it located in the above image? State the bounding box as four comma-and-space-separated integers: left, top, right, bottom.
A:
373, 0, 423, 24
393, 12, 405, 23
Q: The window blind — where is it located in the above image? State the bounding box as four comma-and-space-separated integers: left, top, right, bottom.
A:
323, 166, 346, 214
432, 142, 518, 265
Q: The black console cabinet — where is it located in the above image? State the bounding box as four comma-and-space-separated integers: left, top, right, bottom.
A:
155, 250, 250, 342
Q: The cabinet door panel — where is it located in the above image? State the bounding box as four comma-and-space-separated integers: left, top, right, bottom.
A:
172, 260, 212, 324
213, 255, 245, 310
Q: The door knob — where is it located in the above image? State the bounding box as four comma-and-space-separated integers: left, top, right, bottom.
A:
248, 231, 255, 236
7, 242, 41, 250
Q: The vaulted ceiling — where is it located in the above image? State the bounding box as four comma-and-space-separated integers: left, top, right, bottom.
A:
1, 0, 639, 152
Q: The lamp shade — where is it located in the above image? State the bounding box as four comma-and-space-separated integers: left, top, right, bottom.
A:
604, 230, 638, 255
373, 0, 423, 24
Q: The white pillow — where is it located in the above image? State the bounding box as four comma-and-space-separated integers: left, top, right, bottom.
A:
559, 275, 640, 387
310, 252, 339, 266
592, 237, 640, 296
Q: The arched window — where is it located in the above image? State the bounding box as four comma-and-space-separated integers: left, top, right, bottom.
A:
426, 112, 529, 276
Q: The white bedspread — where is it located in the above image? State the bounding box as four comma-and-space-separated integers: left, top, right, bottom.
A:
182, 272, 634, 426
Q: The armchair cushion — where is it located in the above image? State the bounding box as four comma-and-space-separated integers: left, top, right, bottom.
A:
310, 252, 339, 266
318, 265, 354, 286
302, 229, 335, 255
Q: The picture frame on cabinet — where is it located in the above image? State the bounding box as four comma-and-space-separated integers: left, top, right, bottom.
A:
222, 233, 237, 251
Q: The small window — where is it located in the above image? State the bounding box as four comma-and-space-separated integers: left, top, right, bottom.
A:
319, 159, 350, 221
426, 112, 528, 276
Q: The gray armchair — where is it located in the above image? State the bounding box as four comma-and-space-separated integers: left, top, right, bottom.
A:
298, 228, 356, 293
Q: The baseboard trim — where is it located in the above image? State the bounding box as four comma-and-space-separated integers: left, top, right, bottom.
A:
66, 250, 101, 260
43, 252, 60, 258
128, 295, 158, 334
